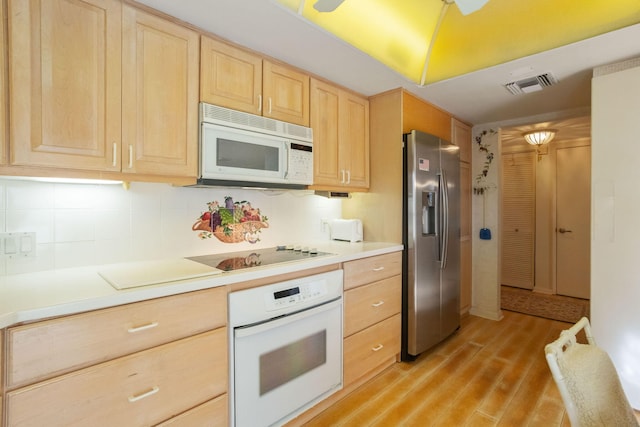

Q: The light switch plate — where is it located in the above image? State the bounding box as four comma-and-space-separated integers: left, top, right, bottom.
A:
0, 232, 36, 258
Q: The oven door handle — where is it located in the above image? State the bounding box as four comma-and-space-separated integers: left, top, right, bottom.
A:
234, 297, 342, 339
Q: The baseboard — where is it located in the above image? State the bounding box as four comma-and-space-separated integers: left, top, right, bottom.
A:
469, 306, 504, 321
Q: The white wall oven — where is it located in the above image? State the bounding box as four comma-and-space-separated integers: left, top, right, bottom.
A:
229, 270, 343, 427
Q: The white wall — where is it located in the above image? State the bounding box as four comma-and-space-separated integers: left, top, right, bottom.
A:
591, 61, 640, 409
469, 129, 503, 320
0, 178, 342, 276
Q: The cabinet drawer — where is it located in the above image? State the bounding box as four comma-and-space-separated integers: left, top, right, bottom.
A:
344, 276, 401, 337
343, 252, 402, 290
156, 393, 228, 427
343, 314, 400, 386
6, 287, 226, 388
6, 329, 227, 427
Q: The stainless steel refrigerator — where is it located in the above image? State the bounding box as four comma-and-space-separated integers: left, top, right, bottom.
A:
402, 130, 460, 360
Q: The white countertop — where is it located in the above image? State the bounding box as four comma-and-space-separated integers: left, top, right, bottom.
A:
0, 241, 402, 329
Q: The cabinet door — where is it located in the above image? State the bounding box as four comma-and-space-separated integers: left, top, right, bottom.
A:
6, 287, 226, 389
122, 6, 199, 177
200, 36, 262, 115
343, 252, 402, 290
8, 0, 122, 170
452, 118, 471, 163
343, 314, 400, 386
344, 276, 401, 337
341, 92, 369, 189
1, 330, 3, 424
1, 0, 7, 165
311, 78, 341, 187
156, 394, 228, 427
6, 330, 227, 427
311, 78, 369, 190
263, 60, 309, 126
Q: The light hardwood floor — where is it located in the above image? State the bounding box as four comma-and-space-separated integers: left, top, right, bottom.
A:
305, 311, 577, 427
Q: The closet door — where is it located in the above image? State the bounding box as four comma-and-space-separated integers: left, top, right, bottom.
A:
501, 151, 536, 289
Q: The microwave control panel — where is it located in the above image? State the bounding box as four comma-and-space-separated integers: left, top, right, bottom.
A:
287, 142, 313, 185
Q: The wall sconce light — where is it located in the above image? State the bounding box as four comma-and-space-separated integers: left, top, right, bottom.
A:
523, 129, 557, 146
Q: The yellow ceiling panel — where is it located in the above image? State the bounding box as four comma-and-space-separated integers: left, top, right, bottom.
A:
276, 0, 640, 85
281, 0, 443, 83
428, 0, 640, 83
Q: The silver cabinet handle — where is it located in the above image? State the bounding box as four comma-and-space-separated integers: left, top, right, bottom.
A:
341, 169, 346, 183
372, 266, 385, 272
346, 170, 351, 184
372, 301, 385, 307
112, 143, 117, 167
268, 97, 272, 114
371, 344, 384, 352
258, 94, 262, 112
128, 145, 133, 169
127, 322, 159, 333
128, 386, 159, 403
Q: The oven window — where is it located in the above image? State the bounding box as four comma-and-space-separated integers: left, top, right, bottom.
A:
259, 330, 327, 395
217, 138, 279, 171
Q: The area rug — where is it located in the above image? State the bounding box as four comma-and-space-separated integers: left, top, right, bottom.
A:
501, 286, 590, 324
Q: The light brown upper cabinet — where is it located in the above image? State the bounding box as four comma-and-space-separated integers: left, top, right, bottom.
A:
310, 78, 369, 191
121, 6, 199, 177
1, 0, 7, 165
9, 0, 123, 171
452, 117, 472, 163
200, 36, 310, 126
8, 0, 199, 178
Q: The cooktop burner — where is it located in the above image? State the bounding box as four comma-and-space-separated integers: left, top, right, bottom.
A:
186, 247, 333, 272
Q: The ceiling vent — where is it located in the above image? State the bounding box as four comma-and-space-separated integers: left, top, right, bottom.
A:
503, 72, 558, 95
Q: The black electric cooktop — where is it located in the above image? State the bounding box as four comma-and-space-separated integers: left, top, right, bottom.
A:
186, 246, 333, 272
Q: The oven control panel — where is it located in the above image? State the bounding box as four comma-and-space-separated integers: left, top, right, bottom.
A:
264, 280, 328, 311
228, 270, 343, 327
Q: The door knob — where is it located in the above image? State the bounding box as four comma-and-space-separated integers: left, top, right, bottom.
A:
558, 228, 572, 233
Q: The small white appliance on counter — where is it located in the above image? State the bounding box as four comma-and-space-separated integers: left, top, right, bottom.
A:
330, 219, 363, 243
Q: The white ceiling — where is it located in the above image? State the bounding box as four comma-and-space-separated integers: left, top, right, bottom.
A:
135, 0, 640, 127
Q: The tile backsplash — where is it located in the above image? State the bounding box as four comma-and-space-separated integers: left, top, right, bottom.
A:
0, 178, 342, 276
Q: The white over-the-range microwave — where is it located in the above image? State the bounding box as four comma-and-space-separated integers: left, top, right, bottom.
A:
194, 103, 314, 189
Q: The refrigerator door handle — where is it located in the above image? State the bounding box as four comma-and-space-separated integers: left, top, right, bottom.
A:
440, 170, 449, 269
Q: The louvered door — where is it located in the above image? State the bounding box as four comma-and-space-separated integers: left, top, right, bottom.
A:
501, 152, 536, 289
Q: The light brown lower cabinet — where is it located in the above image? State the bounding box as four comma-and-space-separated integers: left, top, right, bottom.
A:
344, 276, 401, 337
6, 287, 226, 389
156, 392, 228, 427
5, 329, 227, 427
342, 252, 402, 387
343, 314, 401, 386
1, 329, 3, 424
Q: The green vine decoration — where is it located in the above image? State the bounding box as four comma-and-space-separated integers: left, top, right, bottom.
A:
473, 129, 497, 195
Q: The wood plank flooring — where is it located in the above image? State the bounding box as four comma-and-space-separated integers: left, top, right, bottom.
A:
304, 311, 575, 427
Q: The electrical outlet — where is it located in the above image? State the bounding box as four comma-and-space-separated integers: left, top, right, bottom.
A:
0, 232, 36, 258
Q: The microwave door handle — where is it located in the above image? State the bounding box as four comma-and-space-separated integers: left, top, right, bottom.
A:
284, 143, 289, 178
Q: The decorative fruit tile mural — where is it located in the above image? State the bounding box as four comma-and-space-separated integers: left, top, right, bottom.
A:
192, 196, 269, 244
